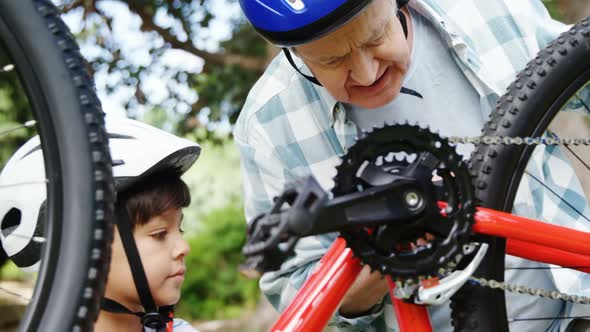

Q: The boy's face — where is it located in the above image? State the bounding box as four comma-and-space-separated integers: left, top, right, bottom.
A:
105, 207, 190, 311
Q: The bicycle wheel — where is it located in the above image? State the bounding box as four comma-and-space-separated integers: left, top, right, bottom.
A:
0, 1, 114, 331
451, 18, 590, 332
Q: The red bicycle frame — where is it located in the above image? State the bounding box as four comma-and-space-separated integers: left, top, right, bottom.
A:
269, 207, 590, 332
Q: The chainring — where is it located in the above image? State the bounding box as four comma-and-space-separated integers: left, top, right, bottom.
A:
333, 123, 476, 280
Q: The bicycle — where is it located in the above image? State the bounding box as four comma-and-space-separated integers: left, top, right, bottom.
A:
0, 1, 114, 331
241, 17, 590, 332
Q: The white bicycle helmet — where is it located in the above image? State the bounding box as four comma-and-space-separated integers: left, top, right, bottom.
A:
0, 116, 201, 272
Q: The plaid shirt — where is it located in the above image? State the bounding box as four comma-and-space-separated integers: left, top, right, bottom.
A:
233, 0, 590, 331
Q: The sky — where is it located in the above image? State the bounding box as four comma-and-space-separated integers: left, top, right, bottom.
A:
57, 0, 240, 130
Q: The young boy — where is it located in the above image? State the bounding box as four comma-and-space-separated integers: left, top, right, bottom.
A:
0, 117, 201, 332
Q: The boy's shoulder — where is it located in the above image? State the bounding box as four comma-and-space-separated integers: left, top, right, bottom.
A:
171, 318, 199, 332
144, 318, 199, 332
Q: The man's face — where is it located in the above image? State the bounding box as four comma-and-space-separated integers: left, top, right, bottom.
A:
296, 0, 410, 109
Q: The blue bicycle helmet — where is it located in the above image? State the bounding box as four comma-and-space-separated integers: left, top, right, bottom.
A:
240, 0, 410, 47
241, 0, 371, 47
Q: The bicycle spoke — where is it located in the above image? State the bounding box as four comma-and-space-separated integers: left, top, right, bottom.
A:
2, 231, 47, 244
0, 179, 47, 189
0, 283, 32, 303
509, 315, 590, 322
0, 120, 36, 138
497, 92, 590, 325
506, 266, 590, 270
557, 93, 590, 172
498, 92, 590, 328
574, 92, 590, 113
0, 63, 14, 72
524, 171, 590, 223
563, 144, 590, 171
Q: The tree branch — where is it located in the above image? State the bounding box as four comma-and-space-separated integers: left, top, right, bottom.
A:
165, 0, 193, 40
60, 0, 84, 14
125, 0, 266, 73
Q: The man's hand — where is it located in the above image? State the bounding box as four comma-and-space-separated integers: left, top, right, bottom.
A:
338, 174, 442, 317
339, 265, 389, 317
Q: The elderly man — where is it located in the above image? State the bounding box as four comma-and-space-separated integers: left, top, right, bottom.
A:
234, 0, 589, 330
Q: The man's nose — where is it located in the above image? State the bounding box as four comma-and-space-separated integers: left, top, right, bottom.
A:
349, 49, 379, 86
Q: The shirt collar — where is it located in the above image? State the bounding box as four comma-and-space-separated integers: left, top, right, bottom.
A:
315, 84, 341, 126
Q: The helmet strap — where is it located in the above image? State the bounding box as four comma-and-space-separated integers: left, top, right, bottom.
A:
282, 48, 321, 86
113, 204, 162, 319
397, 0, 411, 10
397, 8, 409, 39
101, 298, 174, 332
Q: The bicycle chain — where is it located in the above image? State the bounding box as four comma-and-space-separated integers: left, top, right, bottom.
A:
436, 260, 590, 305
468, 275, 590, 304
448, 135, 590, 146
446, 135, 590, 305
395, 252, 590, 305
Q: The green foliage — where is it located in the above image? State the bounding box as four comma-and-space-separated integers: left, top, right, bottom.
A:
181, 140, 243, 233
221, 22, 267, 57
174, 140, 258, 320
0, 261, 29, 282
175, 199, 259, 319
141, 106, 171, 129
182, 63, 259, 136
542, 0, 563, 20
0, 50, 36, 168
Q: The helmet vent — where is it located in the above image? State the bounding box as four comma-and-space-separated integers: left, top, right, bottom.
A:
286, 0, 305, 11
1, 208, 21, 237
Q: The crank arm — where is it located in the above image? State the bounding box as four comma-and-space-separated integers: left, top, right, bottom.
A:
301, 179, 432, 236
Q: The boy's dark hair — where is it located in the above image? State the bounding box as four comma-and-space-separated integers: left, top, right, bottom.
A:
116, 171, 191, 229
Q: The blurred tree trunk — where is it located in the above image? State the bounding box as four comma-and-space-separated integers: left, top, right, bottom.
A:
557, 0, 590, 23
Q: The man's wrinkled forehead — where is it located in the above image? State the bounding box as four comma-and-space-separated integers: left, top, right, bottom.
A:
318, 19, 390, 60
297, 0, 395, 59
